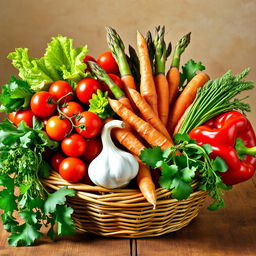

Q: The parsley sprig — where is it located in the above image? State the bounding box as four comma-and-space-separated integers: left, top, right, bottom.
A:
0, 119, 76, 246
139, 134, 231, 210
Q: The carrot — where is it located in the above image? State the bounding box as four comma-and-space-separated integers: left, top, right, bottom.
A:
136, 158, 156, 208
173, 104, 192, 135
167, 72, 210, 134
137, 31, 158, 115
153, 26, 169, 126
167, 32, 191, 105
109, 98, 173, 150
128, 88, 171, 140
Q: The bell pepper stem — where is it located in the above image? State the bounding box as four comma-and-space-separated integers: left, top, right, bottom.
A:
235, 138, 256, 158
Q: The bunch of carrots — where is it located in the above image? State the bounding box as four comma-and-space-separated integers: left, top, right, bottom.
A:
88, 26, 210, 208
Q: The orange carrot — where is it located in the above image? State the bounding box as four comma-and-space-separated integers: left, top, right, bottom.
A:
109, 98, 173, 150
167, 67, 180, 106
136, 158, 156, 208
155, 74, 169, 126
167, 72, 210, 134
128, 88, 171, 140
173, 104, 192, 135
137, 31, 158, 115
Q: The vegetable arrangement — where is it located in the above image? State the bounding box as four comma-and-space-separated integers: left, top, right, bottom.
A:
0, 26, 255, 246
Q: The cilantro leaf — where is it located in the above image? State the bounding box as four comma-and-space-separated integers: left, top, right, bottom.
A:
139, 146, 163, 168
55, 205, 76, 236
171, 178, 193, 200
88, 90, 115, 119
44, 187, 75, 214
0, 189, 17, 213
0, 77, 34, 113
213, 156, 228, 172
179, 59, 205, 89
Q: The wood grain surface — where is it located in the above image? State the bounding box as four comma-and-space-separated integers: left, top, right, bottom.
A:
1, 177, 255, 256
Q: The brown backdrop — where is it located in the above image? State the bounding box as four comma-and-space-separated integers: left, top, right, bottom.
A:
0, 0, 255, 126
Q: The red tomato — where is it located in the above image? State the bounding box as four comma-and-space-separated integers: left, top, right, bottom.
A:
101, 73, 123, 97
81, 137, 102, 163
84, 55, 96, 72
76, 78, 102, 104
59, 157, 87, 183
30, 91, 56, 118
60, 101, 83, 118
75, 111, 102, 138
97, 51, 119, 74
46, 116, 72, 141
61, 134, 87, 157
8, 109, 35, 128
49, 81, 73, 104
50, 153, 65, 172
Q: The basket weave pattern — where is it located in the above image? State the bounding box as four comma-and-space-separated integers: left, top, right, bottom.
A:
42, 171, 207, 238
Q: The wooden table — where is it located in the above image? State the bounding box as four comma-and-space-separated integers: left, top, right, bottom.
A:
1, 176, 255, 256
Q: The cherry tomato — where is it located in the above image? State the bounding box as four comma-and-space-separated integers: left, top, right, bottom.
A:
84, 55, 96, 72
60, 101, 83, 118
8, 109, 35, 128
30, 91, 56, 118
51, 153, 65, 172
61, 134, 87, 157
101, 73, 123, 97
46, 116, 72, 141
75, 111, 102, 138
81, 137, 102, 163
76, 78, 102, 104
97, 51, 119, 74
59, 157, 87, 183
49, 81, 73, 104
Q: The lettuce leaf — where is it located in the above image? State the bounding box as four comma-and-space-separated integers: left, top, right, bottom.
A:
7, 35, 88, 91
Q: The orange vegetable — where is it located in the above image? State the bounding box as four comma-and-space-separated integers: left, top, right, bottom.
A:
167, 67, 180, 106
167, 72, 210, 134
128, 88, 171, 140
109, 98, 173, 150
137, 31, 158, 115
173, 104, 192, 135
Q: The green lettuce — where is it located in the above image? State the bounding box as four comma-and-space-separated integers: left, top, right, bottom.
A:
7, 35, 88, 91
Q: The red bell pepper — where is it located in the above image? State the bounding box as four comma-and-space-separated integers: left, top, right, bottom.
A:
189, 111, 256, 185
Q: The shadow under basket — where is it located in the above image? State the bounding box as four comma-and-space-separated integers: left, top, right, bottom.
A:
42, 171, 207, 238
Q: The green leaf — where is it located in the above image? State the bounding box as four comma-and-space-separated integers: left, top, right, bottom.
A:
174, 133, 196, 144
139, 146, 163, 168
1, 212, 19, 233
213, 157, 228, 172
202, 144, 213, 154
19, 210, 38, 225
0, 189, 17, 213
179, 59, 205, 88
181, 167, 196, 182
171, 178, 193, 200
38, 160, 51, 178
8, 223, 42, 246
32, 117, 44, 130
44, 187, 75, 214
55, 205, 76, 236
0, 77, 34, 113
88, 90, 115, 119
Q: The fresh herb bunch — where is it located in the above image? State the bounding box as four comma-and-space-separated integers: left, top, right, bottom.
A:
0, 119, 76, 246
179, 68, 254, 134
140, 133, 231, 210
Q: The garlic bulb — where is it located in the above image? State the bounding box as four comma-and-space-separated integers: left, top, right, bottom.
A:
88, 120, 139, 189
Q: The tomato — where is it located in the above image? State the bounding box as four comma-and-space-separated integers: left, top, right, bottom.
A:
50, 153, 65, 172
97, 51, 119, 74
8, 109, 35, 128
46, 116, 72, 141
61, 134, 87, 157
59, 157, 87, 183
84, 55, 96, 72
81, 137, 102, 163
30, 91, 56, 118
60, 101, 83, 118
75, 111, 102, 138
101, 73, 123, 97
49, 81, 73, 104
76, 78, 102, 104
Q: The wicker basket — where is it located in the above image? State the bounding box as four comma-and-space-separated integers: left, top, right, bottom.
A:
42, 171, 207, 238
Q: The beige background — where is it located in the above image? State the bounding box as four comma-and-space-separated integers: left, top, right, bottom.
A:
0, 0, 255, 126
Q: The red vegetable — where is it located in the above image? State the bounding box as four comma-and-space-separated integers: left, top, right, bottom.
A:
49, 80, 73, 104
60, 101, 83, 118
101, 73, 123, 97
61, 134, 87, 157
189, 111, 256, 185
51, 153, 65, 172
84, 55, 96, 72
81, 137, 102, 162
97, 51, 119, 74
8, 109, 35, 128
